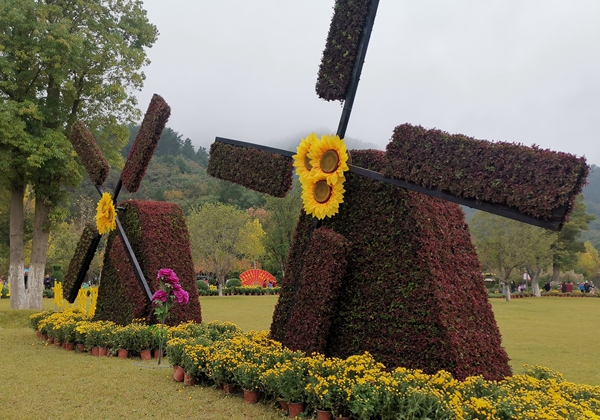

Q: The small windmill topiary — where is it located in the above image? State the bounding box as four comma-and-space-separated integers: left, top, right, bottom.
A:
63, 94, 201, 325
206, 0, 588, 380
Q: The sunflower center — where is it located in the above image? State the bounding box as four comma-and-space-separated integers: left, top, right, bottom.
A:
314, 180, 332, 203
304, 154, 312, 171
321, 150, 339, 173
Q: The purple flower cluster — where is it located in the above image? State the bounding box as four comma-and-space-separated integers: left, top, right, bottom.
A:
152, 268, 189, 307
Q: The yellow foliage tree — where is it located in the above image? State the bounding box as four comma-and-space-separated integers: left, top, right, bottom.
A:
576, 241, 600, 279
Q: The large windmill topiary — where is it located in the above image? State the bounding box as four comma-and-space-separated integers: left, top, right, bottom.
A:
63, 94, 201, 326
206, 0, 588, 381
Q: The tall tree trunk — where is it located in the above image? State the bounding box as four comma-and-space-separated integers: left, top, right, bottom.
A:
552, 262, 560, 283
527, 266, 542, 297
27, 198, 51, 310
9, 185, 25, 309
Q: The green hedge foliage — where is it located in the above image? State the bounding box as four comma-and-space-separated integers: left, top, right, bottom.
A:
69, 121, 110, 185
315, 0, 372, 101
121, 94, 171, 193
207, 142, 293, 198
383, 124, 589, 225
271, 150, 511, 380
94, 200, 201, 326
62, 223, 98, 300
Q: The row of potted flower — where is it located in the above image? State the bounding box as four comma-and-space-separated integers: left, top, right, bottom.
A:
30, 310, 600, 419
30, 309, 167, 358
164, 321, 600, 420
197, 286, 281, 296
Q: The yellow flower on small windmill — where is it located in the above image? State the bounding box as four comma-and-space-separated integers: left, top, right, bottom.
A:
95, 192, 116, 235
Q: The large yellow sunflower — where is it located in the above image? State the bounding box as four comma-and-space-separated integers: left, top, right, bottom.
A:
95, 192, 116, 235
301, 175, 346, 220
307, 134, 349, 185
292, 132, 320, 181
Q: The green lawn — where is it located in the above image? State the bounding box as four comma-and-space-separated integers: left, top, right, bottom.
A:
490, 297, 600, 385
200, 295, 279, 332
1, 295, 599, 419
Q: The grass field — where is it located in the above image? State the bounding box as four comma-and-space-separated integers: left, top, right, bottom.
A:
490, 297, 600, 385
1, 296, 599, 419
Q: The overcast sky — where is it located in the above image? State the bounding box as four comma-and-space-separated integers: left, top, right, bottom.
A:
136, 1, 599, 166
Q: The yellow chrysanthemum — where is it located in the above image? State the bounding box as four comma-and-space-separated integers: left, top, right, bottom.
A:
308, 134, 349, 185
292, 132, 320, 181
95, 192, 116, 235
301, 175, 345, 220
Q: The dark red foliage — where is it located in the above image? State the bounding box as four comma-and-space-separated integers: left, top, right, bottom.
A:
69, 121, 110, 185
207, 142, 293, 197
315, 0, 372, 101
109, 237, 149, 320
94, 200, 201, 325
271, 149, 511, 380
383, 124, 589, 225
270, 211, 313, 343
62, 223, 98, 300
282, 227, 350, 354
121, 94, 171, 193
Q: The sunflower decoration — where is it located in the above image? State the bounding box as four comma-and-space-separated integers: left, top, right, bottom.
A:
292, 132, 320, 180
293, 133, 350, 220
95, 192, 117, 235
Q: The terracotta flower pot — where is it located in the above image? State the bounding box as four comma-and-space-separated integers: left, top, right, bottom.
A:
153, 349, 163, 359
117, 349, 129, 359
222, 383, 235, 395
317, 410, 333, 420
36, 331, 42, 338
98, 347, 108, 357
243, 389, 259, 404
77, 343, 85, 352
65, 342, 75, 351
91, 347, 100, 356
139, 349, 152, 360
54, 340, 61, 347
173, 365, 185, 382
278, 399, 288, 412
287, 402, 305, 418
183, 372, 196, 386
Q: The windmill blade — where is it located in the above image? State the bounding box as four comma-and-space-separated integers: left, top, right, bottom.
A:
208, 138, 294, 197
382, 124, 589, 231
209, 137, 587, 231
63, 223, 102, 303
121, 94, 171, 193
69, 121, 110, 186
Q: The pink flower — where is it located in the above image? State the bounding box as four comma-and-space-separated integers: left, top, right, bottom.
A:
157, 268, 179, 285
152, 289, 168, 303
172, 285, 189, 305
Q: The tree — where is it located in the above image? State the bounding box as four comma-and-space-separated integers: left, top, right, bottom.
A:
576, 241, 600, 280
187, 203, 258, 296
469, 211, 556, 298
195, 146, 209, 167
261, 184, 302, 279
0, 0, 157, 309
551, 195, 596, 282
